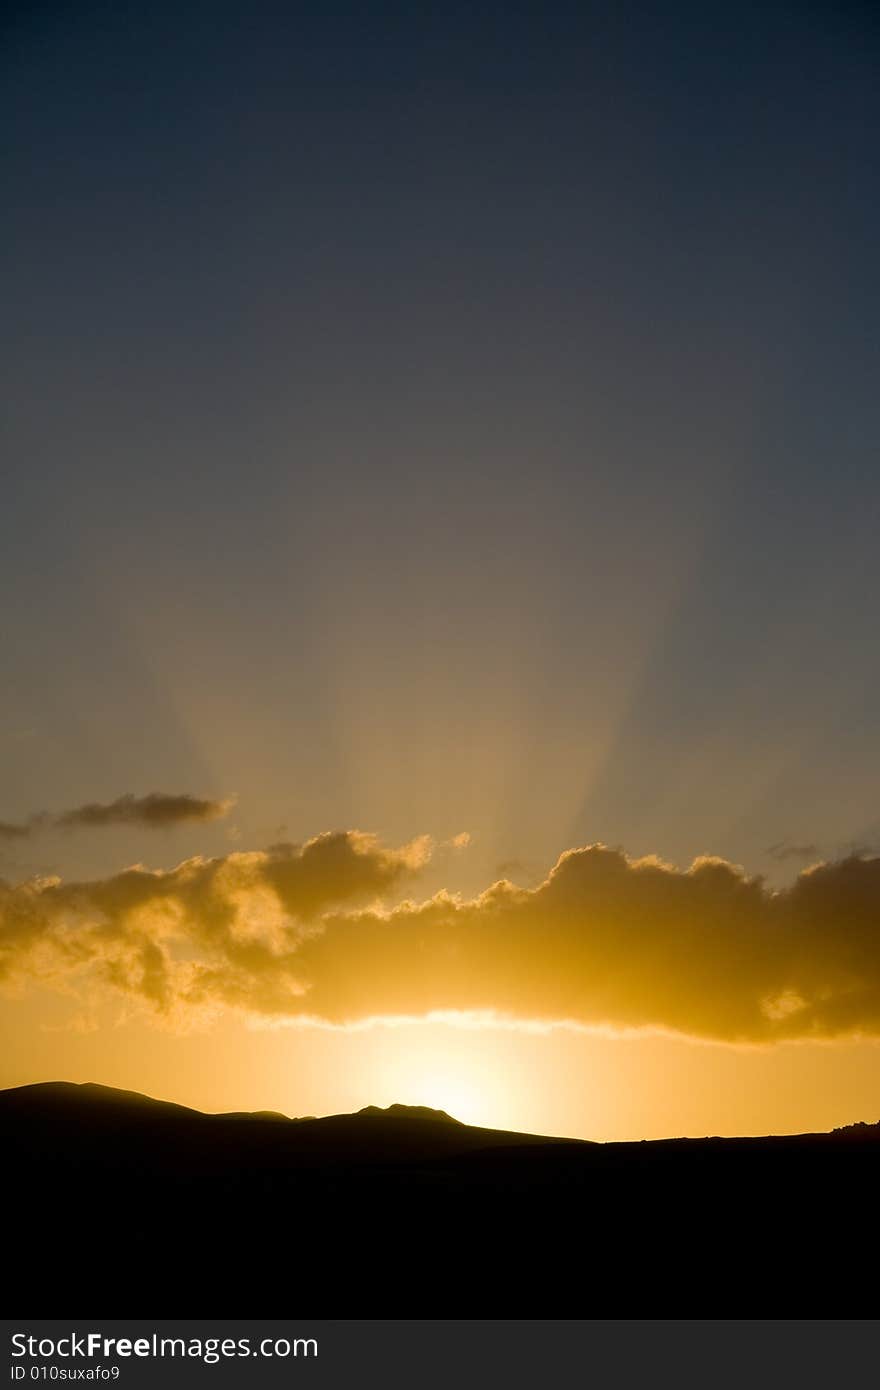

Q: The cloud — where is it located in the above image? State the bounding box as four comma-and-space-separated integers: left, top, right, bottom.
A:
765, 841, 820, 863
55, 792, 236, 830
3, 832, 880, 1043
0, 792, 235, 838
0, 821, 31, 841
0, 830, 431, 1018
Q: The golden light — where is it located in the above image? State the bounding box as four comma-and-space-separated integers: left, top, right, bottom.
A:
405, 1070, 484, 1126
363, 1023, 526, 1130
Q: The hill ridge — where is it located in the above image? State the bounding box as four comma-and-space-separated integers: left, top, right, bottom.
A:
1, 1080, 878, 1144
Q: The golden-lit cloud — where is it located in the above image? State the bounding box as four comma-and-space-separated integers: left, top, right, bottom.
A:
0, 830, 431, 1020
0, 792, 235, 838
2, 832, 880, 1043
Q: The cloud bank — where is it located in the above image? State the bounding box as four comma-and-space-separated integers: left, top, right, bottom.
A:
0, 792, 234, 839
2, 831, 880, 1043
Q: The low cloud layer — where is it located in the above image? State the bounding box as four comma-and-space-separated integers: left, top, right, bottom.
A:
0, 792, 234, 839
2, 831, 880, 1043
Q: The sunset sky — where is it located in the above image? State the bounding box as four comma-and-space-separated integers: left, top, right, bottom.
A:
2, 0, 879, 1140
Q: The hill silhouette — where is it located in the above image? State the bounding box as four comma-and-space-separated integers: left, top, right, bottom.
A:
3, 1081, 878, 1315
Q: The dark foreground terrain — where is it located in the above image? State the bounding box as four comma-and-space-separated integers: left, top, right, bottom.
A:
3, 1081, 877, 1314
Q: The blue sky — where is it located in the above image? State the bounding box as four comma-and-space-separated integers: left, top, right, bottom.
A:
3, 0, 879, 889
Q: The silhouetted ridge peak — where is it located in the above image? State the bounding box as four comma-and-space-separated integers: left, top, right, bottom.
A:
4, 1080, 199, 1113
357, 1103, 462, 1125
832, 1119, 880, 1136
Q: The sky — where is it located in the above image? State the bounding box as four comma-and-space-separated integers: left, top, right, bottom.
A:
2, 0, 879, 1139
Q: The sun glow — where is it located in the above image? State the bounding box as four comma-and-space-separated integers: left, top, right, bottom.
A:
405, 1072, 485, 1126
361, 1024, 534, 1130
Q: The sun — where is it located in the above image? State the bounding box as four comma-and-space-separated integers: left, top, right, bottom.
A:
408, 1072, 484, 1126
351, 1021, 527, 1132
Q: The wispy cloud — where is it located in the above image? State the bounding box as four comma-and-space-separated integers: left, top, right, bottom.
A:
764, 841, 820, 863
0, 792, 235, 839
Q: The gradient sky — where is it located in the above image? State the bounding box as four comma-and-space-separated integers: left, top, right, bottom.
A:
2, 0, 879, 1139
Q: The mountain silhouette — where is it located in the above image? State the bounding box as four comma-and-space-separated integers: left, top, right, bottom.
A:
3, 1081, 878, 1316
357, 1102, 462, 1123
0, 1081, 580, 1170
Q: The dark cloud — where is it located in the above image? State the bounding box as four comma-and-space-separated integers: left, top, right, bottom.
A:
55, 792, 235, 830
0, 821, 31, 840
0, 792, 235, 837
3, 834, 880, 1043
765, 841, 820, 863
